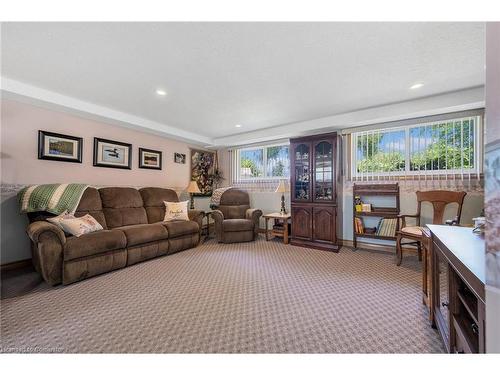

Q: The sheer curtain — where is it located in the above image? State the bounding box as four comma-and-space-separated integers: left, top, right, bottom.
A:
228, 145, 290, 192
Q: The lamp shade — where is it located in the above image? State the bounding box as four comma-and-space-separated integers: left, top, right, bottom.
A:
275, 180, 288, 193
186, 180, 201, 194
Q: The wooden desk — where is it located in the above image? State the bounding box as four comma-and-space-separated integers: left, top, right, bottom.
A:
263, 213, 291, 244
427, 225, 485, 353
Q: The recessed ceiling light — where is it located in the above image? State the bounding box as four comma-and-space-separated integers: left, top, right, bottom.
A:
155, 89, 167, 96
410, 83, 424, 90
235, 124, 242, 128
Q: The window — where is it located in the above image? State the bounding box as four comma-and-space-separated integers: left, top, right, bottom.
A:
351, 115, 482, 179
236, 143, 290, 180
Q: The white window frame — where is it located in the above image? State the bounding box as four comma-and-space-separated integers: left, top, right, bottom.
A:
350, 115, 483, 179
235, 142, 290, 181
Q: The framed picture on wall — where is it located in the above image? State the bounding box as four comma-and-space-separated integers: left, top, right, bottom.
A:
93, 137, 132, 169
174, 152, 186, 164
38, 130, 83, 163
139, 148, 162, 170
191, 149, 215, 196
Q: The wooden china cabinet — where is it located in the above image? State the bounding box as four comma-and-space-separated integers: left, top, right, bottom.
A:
290, 132, 341, 252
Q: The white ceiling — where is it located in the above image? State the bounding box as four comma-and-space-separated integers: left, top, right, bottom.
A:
1, 22, 485, 146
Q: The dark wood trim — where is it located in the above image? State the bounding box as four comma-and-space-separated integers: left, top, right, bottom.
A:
38, 130, 83, 163
1, 258, 32, 272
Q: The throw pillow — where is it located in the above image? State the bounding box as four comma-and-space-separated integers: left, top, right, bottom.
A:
163, 200, 189, 221
47, 211, 75, 229
59, 214, 104, 237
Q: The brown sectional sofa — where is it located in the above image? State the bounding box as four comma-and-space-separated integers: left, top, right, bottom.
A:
26, 187, 204, 286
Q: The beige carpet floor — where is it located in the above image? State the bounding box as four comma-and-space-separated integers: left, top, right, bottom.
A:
0, 237, 444, 353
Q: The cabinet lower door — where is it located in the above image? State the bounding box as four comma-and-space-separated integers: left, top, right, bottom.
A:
433, 245, 451, 352
291, 206, 312, 240
312, 206, 336, 244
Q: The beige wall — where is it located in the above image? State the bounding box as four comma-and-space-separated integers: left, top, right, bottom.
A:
0, 99, 212, 264
1, 99, 197, 188
217, 148, 484, 243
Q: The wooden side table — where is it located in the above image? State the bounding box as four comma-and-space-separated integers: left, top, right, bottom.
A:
263, 213, 291, 244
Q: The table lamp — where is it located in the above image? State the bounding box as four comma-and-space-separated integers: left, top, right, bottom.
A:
186, 180, 201, 209
275, 180, 289, 215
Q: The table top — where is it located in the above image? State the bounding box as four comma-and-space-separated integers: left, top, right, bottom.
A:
263, 212, 291, 219
427, 224, 485, 284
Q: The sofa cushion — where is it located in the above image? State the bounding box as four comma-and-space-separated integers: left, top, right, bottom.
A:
163, 200, 189, 222
222, 219, 254, 232
401, 226, 424, 237
63, 249, 127, 285
140, 187, 179, 205
222, 230, 254, 243
59, 214, 104, 237
116, 223, 169, 247
64, 230, 127, 261
140, 187, 179, 223
74, 187, 107, 229
219, 188, 250, 205
163, 220, 199, 238
99, 187, 148, 228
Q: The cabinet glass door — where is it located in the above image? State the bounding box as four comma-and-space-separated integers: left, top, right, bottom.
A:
313, 140, 334, 201
292, 143, 311, 201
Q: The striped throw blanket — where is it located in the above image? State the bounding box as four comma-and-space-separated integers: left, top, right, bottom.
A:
18, 183, 89, 215
210, 187, 233, 207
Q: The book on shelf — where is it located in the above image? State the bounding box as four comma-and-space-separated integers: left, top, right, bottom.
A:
376, 218, 398, 237
354, 217, 364, 234
361, 203, 371, 212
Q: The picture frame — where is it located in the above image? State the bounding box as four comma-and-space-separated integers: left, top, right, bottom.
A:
38, 130, 83, 163
174, 152, 186, 164
93, 137, 132, 169
190, 149, 215, 196
139, 148, 162, 170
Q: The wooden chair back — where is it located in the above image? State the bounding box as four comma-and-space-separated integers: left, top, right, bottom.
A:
415, 190, 467, 226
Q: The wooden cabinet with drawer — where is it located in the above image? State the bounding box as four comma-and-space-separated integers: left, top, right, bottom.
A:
290, 133, 341, 252
428, 225, 485, 353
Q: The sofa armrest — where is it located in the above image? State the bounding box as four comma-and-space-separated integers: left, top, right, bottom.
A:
27, 221, 66, 245
211, 210, 224, 242
246, 208, 263, 238
188, 209, 205, 229
26, 221, 65, 286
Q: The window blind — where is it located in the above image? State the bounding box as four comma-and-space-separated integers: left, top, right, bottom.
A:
346, 111, 484, 191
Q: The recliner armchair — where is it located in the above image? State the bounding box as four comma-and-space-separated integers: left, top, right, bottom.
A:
211, 188, 262, 243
